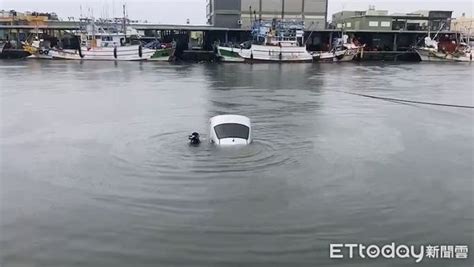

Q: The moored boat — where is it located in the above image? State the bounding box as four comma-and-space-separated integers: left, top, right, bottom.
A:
0, 41, 30, 59
217, 46, 246, 62
414, 36, 472, 62
49, 44, 155, 61
312, 35, 364, 62
217, 19, 313, 63
49, 24, 155, 61
414, 23, 472, 62
146, 41, 176, 62
23, 38, 61, 59
34, 13, 157, 61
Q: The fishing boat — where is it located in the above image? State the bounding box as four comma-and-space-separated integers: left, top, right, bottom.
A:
217, 19, 313, 63
23, 37, 64, 59
48, 19, 156, 61
414, 23, 472, 62
414, 36, 472, 62
24, 40, 53, 59
0, 41, 30, 59
312, 35, 364, 62
146, 40, 176, 62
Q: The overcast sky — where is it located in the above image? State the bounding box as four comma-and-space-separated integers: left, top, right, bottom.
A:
1, 0, 472, 24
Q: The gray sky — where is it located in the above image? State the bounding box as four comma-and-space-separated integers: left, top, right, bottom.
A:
1, 0, 472, 24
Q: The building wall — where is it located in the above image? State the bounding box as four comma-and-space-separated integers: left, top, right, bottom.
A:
360, 16, 392, 30
286, 0, 303, 13
214, 0, 241, 10
241, 0, 260, 13
208, 0, 327, 30
451, 16, 473, 34
207, 0, 242, 28
332, 11, 361, 23
213, 14, 241, 28
341, 16, 392, 30
304, 0, 327, 30
240, 0, 259, 28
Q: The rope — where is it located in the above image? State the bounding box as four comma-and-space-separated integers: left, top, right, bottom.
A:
340, 91, 474, 109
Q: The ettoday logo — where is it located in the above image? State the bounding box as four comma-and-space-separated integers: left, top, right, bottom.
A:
329, 243, 469, 263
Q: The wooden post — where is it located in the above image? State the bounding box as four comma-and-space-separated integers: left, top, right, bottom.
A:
328, 31, 333, 50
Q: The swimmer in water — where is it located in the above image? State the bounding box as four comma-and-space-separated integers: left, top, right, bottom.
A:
188, 132, 200, 145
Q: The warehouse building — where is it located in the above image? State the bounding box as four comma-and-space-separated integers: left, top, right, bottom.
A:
206, 0, 328, 30
331, 8, 453, 31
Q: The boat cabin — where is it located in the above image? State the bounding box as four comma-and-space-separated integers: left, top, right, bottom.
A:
80, 33, 126, 48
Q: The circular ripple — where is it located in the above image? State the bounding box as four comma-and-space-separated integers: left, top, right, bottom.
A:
110, 131, 312, 180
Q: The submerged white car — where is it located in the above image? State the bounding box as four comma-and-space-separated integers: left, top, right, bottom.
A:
209, 115, 252, 145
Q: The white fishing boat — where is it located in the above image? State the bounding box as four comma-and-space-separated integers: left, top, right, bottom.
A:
23, 38, 62, 59
415, 36, 472, 62
312, 35, 364, 62
217, 19, 312, 63
22, 27, 72, 59
414, 23, 472, 62
49, 20, 155, 61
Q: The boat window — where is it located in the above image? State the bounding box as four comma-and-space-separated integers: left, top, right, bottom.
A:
214, 123, 249, 139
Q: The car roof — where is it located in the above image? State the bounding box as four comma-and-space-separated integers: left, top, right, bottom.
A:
210, 115, 251, 128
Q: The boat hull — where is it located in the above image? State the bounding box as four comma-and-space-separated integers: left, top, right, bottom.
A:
148, 48, 175, 62
0, 43, 30, 59
312, 48, 358, 62
0, 49, 30, 59
415, 48, 473, 62
217, 47, 245, 62
49, 45, 156, 61
218, 45, 313, 63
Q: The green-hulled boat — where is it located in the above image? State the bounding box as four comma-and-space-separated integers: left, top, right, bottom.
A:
217, 46, 245, 62
149, 47, 175, 62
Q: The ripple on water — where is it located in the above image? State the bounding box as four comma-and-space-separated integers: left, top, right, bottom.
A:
110, 131, 312, 180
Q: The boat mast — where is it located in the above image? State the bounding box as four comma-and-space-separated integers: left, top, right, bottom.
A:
92, 9, 96, 48
433, 22, 445, 40
122, 4, 127, 36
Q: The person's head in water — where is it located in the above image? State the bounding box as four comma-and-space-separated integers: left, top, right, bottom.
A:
188, 132, 200, 145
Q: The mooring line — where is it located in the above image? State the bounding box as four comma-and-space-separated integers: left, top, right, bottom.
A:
339, 91, 474, 109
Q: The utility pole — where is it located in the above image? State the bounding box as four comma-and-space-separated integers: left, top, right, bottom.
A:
302, 0, 305, 20
122, 4, 126, 35
281, 0, 285, 19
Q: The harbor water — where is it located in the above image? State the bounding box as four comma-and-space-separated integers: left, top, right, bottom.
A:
1, 61, 473, 266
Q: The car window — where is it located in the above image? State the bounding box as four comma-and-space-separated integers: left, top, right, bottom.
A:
214, 123, 249, 139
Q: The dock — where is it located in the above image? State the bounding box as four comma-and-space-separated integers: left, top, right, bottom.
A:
0, 20, 461, 62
